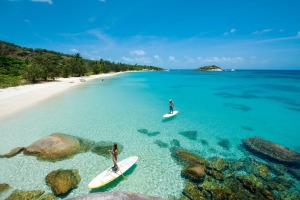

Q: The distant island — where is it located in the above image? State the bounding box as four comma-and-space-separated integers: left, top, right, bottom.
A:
195, 65, 223, 71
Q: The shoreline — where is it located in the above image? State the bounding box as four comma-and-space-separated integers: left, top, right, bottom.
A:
0, 72, 125, 121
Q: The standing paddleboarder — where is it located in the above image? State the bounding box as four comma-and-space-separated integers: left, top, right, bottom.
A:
169, 99, 174, 114
108, 143, 118, 172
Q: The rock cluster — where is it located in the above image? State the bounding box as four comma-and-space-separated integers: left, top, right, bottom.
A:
171, 147, 300, 200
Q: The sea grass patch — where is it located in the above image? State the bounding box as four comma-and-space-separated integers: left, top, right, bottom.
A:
91, 141, 123, 158
6, 190, 45, 200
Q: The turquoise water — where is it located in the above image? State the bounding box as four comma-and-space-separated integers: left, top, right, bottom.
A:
0, 70, 300, 199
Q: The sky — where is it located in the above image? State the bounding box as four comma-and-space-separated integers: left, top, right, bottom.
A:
1, 0, 300, 69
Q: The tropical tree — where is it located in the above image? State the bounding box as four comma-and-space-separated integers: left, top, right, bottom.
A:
69, 53, 86, 77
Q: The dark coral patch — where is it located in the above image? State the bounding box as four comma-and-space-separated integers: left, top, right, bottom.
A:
178, 131, 197, 140
200, 139, 209, 146
224, 103, 251, 112
154, 140, 169, 148
137, 129, 148, 134
137, 129, 160, 137
241, 126, 253, 131
217, 138, 231, 150
170, 139, 181, 148
148, 131, 160, 137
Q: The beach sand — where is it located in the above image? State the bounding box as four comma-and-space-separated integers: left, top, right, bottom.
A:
0, 72, 124, 121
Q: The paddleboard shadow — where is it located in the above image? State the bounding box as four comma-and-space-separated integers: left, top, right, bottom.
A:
89, 164, 137, 192
161, 115, 178, 123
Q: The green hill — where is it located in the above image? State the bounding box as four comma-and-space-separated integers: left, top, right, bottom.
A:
0, 40, 162, 88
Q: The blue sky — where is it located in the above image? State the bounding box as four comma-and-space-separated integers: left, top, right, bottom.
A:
1, 0, 300, 69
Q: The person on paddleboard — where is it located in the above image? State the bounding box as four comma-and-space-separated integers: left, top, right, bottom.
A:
169, 99, 174, 114
108, 143, 118, 172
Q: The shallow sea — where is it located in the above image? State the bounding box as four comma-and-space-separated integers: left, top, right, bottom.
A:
0, 70, 300, 199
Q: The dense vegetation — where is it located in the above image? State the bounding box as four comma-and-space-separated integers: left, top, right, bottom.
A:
0, 40, 162, 88
196, 65, 222, 71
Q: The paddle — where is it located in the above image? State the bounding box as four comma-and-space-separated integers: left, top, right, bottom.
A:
116, 164, 127, 180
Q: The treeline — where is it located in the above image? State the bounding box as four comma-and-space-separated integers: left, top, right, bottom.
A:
0, 40, 162, 88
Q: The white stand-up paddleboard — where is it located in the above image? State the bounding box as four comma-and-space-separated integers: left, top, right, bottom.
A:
163, 110, 179, 118
88, 156, 138, 189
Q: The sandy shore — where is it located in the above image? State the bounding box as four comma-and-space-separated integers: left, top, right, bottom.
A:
0, 72, 125, 120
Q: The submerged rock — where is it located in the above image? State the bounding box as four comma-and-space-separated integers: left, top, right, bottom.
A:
0, 183, 10, 193
206, 169, 224, 181
39, 193, 58, 200
45, 169, 81, 196
208, 157, 229, 172
0, 147, 25, 158
235, 173, 276, 200
6, 190, 45, 200
287, 168, 300, 181
182, 182, 205, 200
90, 141, 123, 158
170, 147, 208, 167
244, 158, 271, 180
24, 133, 94, 162
267, 163, 287, 176
242, 137, 300, 168
181, 165, 206, 183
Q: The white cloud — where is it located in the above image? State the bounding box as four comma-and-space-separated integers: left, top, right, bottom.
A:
224, 28, 236, 36
31, 0, 53, 5
130, 50, 145, 56
135, 57, 151, 63
154, 55, 160, 60
70, 48, 79, 53
87, 30, 115, 47
24, 19, 30, 24
122, 57, 134, 62
169, 56, 175, 62
201, 56, 244, 63
252, 29, 273, 35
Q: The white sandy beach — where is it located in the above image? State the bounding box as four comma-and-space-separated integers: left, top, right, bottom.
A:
0, 72, 124, 121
